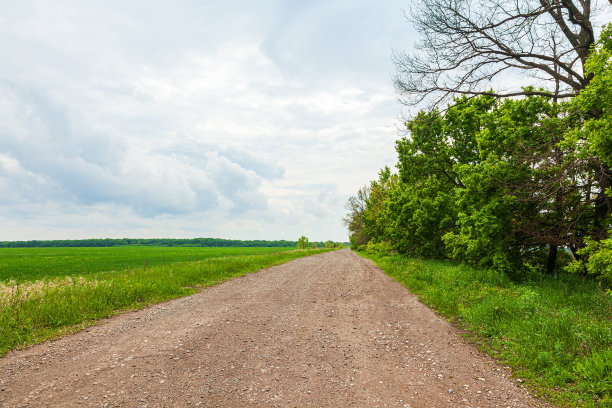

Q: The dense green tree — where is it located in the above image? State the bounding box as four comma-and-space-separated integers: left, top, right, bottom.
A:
385, 178, 456, 257
573, 23, 612, 168
564, 24, 612, 284
345, 21, 612, 285
388, 96, 489, 257
362, 167, 398, 243
443, 95, 590, 273
351, 92, 607, 275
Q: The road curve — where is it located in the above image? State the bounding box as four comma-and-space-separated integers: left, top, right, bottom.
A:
0, 249, 551, 407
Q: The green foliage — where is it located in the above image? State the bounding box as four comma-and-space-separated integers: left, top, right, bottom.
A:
364, 241, 392, 255
352, 88, 607, 276
444, 95, 588, 273
363, 252, 612, 407
574, 350, 612, 401
0, 247, 333, 356
362, 167, 398, 243
572, 23, 612, 167
324, 241, 343, 249
296, 236, 309, 249
383, 177, 455, 257
388, 97, 491, 258
563, 24, 612, 285
567, 233, 612, 288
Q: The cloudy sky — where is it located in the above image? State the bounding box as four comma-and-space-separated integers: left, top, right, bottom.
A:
0, 1, 416, 242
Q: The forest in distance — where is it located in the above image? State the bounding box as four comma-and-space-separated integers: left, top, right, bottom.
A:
0, 237, 345, 249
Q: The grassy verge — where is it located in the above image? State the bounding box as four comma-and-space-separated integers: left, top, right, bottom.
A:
0, 248, 332, 357
360, 252, 612, 408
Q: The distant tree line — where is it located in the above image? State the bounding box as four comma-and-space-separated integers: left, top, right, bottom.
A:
346, 2, 612, 287
0, 238, 329, 248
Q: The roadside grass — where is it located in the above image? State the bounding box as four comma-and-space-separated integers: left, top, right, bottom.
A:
361, 253, 612, 408
0, 248, 332, 357
0, 246, 296, 282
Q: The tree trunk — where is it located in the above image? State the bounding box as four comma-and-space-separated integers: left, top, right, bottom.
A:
546, 244, 558, 274
593, 164, 612, 241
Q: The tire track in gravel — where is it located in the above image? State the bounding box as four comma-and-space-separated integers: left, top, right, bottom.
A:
0, 249, 552, 407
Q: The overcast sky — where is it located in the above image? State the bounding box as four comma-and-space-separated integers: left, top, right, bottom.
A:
0, 1, 417, 242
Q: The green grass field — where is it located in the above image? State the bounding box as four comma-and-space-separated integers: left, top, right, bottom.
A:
0, 246, 332, 356
0, 246, 296, 282
361, 252, 612, 408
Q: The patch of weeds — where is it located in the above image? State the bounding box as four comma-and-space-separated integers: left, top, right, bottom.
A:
574, 350, 612, 405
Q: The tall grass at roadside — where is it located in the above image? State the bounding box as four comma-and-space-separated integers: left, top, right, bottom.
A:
362, 253, 612, 408
0, 248, 332, 356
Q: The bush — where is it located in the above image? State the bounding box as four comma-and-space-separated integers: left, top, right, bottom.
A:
365, 241, 392, 255
566, 233, 612, 289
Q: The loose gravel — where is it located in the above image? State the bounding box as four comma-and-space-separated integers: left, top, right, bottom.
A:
0, 249, 552, 407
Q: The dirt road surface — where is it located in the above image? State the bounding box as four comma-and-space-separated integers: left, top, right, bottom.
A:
0, 249, 551, 407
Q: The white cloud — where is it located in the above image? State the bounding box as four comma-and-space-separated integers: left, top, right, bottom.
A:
0, 0, 415, 241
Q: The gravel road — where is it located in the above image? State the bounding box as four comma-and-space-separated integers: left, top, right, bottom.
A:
0, 249, 551, 407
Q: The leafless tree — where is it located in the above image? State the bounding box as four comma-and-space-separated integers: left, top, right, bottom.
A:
394, 0, 609, 108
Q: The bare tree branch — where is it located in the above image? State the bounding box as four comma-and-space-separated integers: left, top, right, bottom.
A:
394, 0, 608, 109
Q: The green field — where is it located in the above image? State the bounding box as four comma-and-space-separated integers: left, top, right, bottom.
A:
0, 246, 296, 282
362, 252, 612, 408
0, 246, 332, 356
